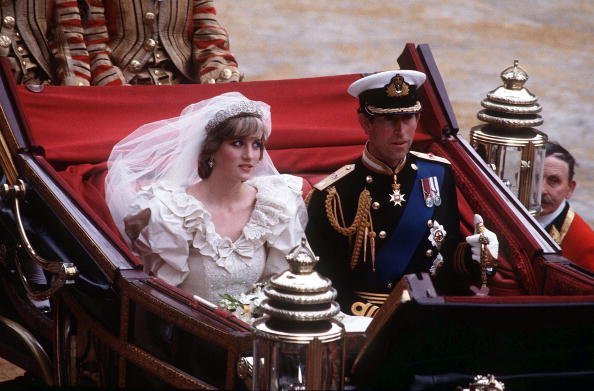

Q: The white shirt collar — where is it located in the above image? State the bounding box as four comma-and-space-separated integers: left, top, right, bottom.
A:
536, 199, 567, 228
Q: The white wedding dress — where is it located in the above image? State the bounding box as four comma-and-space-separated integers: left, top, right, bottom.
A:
125, 174, 306, 304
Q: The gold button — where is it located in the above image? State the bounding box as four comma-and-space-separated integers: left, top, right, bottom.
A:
16, 46, 24, 53
144, 12, 156, 23
366, 175, 373, 183
3, 16, 15, 29
426, 249, 433, 257
219, 68, 233, 80
78, 82, 85, 86
154, 69, 160, 75
0, 35, 11, 48
372, 202, 380, 210
157, 81, 162, 85
155, 53, 161, 59
427, 220, 433, 228
206, 78, 216, 84
129, 60, 141, 72
14, 31, 20, 38
144, 38, 156, 50
378, 231, 387, 239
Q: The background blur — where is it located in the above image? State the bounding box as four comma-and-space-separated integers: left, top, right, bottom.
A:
217, 0, 594, 225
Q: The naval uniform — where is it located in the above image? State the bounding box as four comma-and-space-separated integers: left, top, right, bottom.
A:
544, 201, 594, 273
306, 148, 476, 316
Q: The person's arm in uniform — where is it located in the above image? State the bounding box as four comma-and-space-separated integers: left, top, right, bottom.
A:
306, 187, 356, 314
52, 0, 91, 85
80, 0, 126, 85
191, 0, 241, 83
430, 165, 482, 294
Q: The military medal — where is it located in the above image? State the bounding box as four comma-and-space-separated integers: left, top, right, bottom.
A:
389, 159, 407, 207
427, 220, 446, 248
421, 178, 433, 207
431, 176, 441, 206
389, 178, 406, 206
421, 176, 441, 208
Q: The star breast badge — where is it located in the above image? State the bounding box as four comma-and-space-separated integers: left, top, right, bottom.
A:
389, 188, 405, 206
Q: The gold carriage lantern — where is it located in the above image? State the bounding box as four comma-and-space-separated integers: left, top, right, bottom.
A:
470, 60, 547, 215
252, 239, 345, 391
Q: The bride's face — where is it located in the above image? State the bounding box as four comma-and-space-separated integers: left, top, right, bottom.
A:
212, 134, 263, 181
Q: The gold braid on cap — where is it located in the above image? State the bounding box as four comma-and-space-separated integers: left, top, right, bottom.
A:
324, 186, 373, 270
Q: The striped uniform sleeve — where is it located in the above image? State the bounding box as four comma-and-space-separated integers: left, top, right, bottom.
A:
52, 0, 90, 85
192, 0, 241, 83
83, 0, 126, 85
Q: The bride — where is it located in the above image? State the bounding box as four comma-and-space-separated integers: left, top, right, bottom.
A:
105, 92, 306, 305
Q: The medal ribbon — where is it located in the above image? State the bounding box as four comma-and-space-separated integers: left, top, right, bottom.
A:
370, 160, 445, 287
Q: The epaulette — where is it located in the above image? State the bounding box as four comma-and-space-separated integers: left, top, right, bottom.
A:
314, 164, 355, 191
410, 150, 451, 165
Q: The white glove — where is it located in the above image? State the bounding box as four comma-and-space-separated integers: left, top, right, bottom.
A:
465, 214, 498, 263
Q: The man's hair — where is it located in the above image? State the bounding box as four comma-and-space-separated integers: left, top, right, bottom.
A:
545, 141, 578, 181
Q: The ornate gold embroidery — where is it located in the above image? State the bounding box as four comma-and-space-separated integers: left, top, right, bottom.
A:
389, 157, 407, 207
385, 74, 409, 97
558, 208, 575, 244
548, 208, 575, 245
351, 301, 380, 317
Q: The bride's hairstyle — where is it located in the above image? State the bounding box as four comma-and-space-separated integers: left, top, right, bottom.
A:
106, 92, 278, 241
198, 114, 266, 179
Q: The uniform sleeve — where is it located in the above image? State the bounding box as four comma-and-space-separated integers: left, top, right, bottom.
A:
191, 0, 241, 83
124, 190, 193, 287
306, 188, 355, 312
52, 0, 91, 85
82, 0, 126, 85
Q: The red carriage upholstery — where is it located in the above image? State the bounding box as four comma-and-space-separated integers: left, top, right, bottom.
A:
15, 75, 441, 260
15, 67, 591, 297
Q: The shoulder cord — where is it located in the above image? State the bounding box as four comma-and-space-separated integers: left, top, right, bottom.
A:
324, 186, 373, 269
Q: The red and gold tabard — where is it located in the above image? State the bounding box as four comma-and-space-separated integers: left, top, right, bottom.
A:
546, 203, 594, 273
83, 0, 240, 85
0, 0, 90, 85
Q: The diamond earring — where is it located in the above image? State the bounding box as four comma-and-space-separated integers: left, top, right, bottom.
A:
207, 156, 214, 168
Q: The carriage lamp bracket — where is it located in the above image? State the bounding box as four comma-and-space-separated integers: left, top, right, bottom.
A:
1, 179, 78, 301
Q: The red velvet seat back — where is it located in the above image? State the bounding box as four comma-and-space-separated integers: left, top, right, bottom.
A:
15, 72, 594, 297
17, 75, 435, 239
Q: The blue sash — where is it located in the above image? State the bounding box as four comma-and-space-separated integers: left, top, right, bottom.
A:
373, 160, 445, 286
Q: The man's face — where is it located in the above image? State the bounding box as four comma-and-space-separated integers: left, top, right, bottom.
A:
359, 112, 418, 168
541, 155, 576, 216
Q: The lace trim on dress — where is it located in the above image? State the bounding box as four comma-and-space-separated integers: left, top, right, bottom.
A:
179, 175, 296, 272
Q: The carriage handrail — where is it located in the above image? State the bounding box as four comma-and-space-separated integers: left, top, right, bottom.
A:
1, 180, 78, 300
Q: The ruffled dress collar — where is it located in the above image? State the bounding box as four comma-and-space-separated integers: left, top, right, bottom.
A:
150, 177, 292, 272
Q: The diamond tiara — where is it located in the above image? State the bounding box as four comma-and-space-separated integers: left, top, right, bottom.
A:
205, 101, 264, 133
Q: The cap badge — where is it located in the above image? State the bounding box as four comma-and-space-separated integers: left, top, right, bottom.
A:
385, 74, 409, 97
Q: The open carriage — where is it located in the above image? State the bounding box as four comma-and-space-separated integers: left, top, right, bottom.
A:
1, 43, 593, 390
